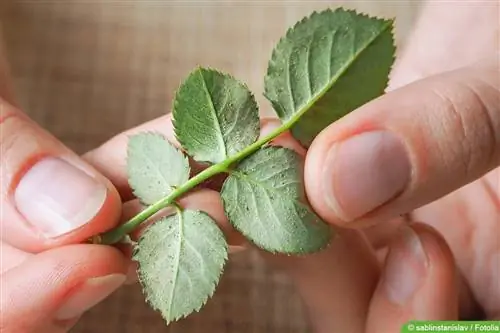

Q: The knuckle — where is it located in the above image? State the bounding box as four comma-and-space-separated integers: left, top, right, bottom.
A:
463, 80, 499, 169
429, 74, 500, 179
429, 85, 472, 177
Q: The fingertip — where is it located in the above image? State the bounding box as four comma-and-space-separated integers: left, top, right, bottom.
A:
1, 244, 128, 331
304, 129, 345, 226
409, 223, 459, 318
367, 222, 458, 331
382, 222, 457, 310
305, 125, 412, 229
7, 155, 124, 252
308, 59, 500, 233
410, 223, 456, 268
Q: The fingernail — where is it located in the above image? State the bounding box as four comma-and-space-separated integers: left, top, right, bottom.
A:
56, 274, 126, 320
15, 157, 107, 238
323, 131, 411, 221
383, 226, 428, 305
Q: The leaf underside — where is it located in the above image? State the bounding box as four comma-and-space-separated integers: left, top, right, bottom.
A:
125, 6, 398, 327
264, 8, 396, 147
221, 146, 332, 254
127, 132, 190, 205
173, 68, 260, 164
134, 210, 228, 324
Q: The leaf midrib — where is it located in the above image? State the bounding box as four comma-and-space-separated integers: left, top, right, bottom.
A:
166, 211, 183, 322
281, 19, 393, 126
198, 69, 227, 160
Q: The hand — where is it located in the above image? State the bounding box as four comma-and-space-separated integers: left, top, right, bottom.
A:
0, 42, 129, 332
301, 3, 499, 332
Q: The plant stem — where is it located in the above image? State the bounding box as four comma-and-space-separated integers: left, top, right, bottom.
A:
95, 54, 336, 245
96, 121, 291, 245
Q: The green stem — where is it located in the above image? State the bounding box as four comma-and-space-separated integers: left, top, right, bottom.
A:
97, 121, 292, 245
96, 55, 332, 245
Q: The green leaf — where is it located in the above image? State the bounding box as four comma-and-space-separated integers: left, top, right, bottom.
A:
264, 8, 395, 146
173, 68, 260, 164
127, 132, 190, 205
220, 146, 331, 254
133, 209, 228, 324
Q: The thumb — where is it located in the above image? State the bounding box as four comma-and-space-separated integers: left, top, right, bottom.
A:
304, 56, 499, 226
0, 98, 122, 252
0, 245, 127, 333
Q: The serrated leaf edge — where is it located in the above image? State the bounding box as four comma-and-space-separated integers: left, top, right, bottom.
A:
220, 146, 333, 255
264, 7, 396, 121
133, 210, 229, 324
172, 66, 261, 164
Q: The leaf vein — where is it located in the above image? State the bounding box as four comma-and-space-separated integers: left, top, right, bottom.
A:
286, 51, 296, 113
305, 32, 314, 98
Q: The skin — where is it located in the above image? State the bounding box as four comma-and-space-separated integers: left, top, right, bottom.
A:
0, 1, 498, 332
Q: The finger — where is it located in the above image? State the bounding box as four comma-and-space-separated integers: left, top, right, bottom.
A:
363, 216, 407, 251
414, 173, 500, 319
0, 244, 127, 333
264, 229, 379, 333
305, 56, 499, 227
0, 100, 122, 253
0, 242, 32, 274
366, 223, 459, 332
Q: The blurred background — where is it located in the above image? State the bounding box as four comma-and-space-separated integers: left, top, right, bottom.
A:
0, 1, 422, 332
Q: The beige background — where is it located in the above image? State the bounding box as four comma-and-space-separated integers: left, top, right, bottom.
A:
0, 1, 421, 332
